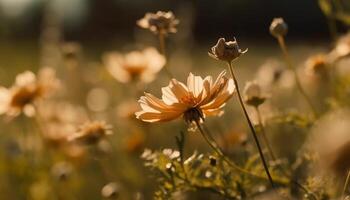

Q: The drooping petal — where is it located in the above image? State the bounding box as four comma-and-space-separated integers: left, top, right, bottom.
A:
135, 110, 183, 122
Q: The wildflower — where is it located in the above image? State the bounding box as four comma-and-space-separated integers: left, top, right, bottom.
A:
101, 182, 120, 199
328, 32, 350, 62
68, 121, 113, 145
255, 59, 294, 89
311, 109, 350, 176
269, 18, 288, 38
135, 71, 235, 123
0, 68, 60, 118
38, 101, 88, 147
51, 161, 73, 181
243, 81, 267, 107
137, 11, 179, 35
103, 47, 165, 83
305, 54, 329, 76
208, 38, 247, 63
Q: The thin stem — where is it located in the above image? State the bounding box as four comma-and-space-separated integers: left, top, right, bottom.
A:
158, 32, 173, 78
194, 120, 282, 186
227, 62, 275, 188
342, 169, 350, 199
255, 106, 277, 161
276, 36, 318, 118
195, 120, 243, 172
254, 107, 318, 199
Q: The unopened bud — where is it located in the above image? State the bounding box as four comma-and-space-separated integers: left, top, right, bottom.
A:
270, 18, 288, 38
209, 38, 247, 62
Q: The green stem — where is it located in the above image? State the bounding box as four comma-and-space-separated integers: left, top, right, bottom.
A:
227, 62, 275, 188
255, 102, 317, 199
194, 120, 281, 186
276, 36, 318, 118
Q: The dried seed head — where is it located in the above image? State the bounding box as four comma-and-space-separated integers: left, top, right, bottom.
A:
209, 38, 247, 62
69, 121, 113, 145
137, 11, 179, 35
243, 81, 267, 107
270, 18, 288, 38
101, 182, 120, 199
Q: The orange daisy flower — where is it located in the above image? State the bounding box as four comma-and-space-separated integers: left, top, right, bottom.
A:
136, 71, 235, 123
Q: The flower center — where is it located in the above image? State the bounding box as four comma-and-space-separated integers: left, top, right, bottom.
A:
183, 107, 203, 124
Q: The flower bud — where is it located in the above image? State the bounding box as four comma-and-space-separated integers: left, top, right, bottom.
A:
209, 156, 217, 166
209, 38, 247, 62
243, 81, 266, 107
101, 182, 120, 199
269, 18, 288, 38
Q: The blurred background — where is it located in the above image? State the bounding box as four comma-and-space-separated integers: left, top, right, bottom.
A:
0, 0, 345, 84
0, 0, 350, 199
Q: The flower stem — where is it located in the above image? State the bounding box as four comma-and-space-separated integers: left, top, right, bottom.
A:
194, 120, 281, 186
255, 106, 277, 161
158, 32, 173, 78
276, 36, 318, 118
254, 106, 318, 200
227, 62, 275, 188
342, 169, 350, 199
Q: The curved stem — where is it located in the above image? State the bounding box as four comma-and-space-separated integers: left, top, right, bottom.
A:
227, 62, 275, 188
194, 120, 282, 186
276, 36, 318, 118
255, 107, 318, 200
158, 33, 173, 78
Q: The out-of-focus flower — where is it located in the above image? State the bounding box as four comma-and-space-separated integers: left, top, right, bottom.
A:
269, 18, 288, 38
103, 47, 165, 83
310, 109, 350, 176
208, 38, 247, 63
38, 101, 88, 147
255, 59, 294, 89
86, 87, 110, 112
136, 71, 235, 123
137, 11, 179, 35
305, 54, 330, 76
243, 81, 267, 107
329, 32, 350, 62
0, 68, 60, 118
68, 121, 113, 145
101, 182, 120, 199
51, 161, 73, 181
